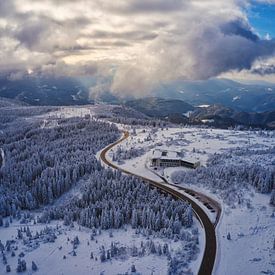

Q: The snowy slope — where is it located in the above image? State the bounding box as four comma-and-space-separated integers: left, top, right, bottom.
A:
1, 218, 186, 275
0, 106, 202, 275
108, 125, 275, 275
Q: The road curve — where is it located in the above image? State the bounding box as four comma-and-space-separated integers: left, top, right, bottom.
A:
149, 170, 221, 228
100, 131, 218, 275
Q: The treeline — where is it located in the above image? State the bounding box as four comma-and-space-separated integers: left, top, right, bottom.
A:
0, 117, 119, 216
112, 145, 146, 161
0, 106, 57, 126
172, 147, 275, 206
40, 168, 193, 239
110, 116, 168, 127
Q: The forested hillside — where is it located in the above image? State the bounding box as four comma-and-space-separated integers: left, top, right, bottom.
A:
0, 116, 119, 216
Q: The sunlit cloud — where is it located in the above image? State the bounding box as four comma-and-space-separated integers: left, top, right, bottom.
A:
0, 0, 275, 95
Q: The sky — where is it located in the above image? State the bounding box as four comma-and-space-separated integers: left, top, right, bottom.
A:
248, 1, 275, 38
0, 0, 275, 96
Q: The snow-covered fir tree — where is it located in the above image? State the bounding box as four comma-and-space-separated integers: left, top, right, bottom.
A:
40, 168, 193, 238
0, 117, 119, 216
172, 147, 275, 206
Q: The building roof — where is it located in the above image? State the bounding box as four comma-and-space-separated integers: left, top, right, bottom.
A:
152, 149, 180, 160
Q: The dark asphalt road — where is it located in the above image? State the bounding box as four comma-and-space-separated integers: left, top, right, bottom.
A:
154, 172, 221, 228
100, 131, 219, 275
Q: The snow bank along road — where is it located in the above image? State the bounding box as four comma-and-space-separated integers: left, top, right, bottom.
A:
150, 170, 221, 228
100, 131, 221, 275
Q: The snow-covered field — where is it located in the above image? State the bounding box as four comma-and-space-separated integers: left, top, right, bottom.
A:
110, 126, 275, 166
0, 213, 204, 275
0, 106, 202, 275
216, 192, 275, 275
1, 105, 275, 275
108, 125, 275, 275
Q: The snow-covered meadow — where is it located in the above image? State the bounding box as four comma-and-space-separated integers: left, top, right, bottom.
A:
1, 104, 274, 275
108, 125, 275, 275
0, 105, 201, 275
1, 215, 201, 275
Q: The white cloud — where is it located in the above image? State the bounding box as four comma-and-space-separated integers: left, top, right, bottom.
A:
0, 0, 275, 95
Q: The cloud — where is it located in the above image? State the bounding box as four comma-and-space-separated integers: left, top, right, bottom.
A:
111, 4, 275, 95
106, 0, 186, 14
87, 30, 158, 41
0, 1, 14, 16
220, 19, 259, 42
40, 61, 98, 77
251, 64, 275, 75
1, 0, 275, 96
14, 19, 49, 49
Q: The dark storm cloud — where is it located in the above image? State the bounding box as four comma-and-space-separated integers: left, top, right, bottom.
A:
188, 22, 275, 79
220, 20, 259, 42
111, 14, 275, 95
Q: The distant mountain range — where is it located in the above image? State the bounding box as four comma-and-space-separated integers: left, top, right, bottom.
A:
125, 97, 275, 129
125, 97, 194, 117
0, 75, 90, 106
0, 75, 274, 128
188, 104, 275, 129
0, 75, 274, 113
153, 78, 275, 113
0, 96, 28, 108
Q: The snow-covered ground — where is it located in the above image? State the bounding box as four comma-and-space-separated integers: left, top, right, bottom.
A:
32, 104, 146, 123
0, 107, 203, 275
1, 105, 275, 275
118, 126, 274, 166
216, 193, 275, 275
108, 125, 275, 275
34, 107, 275, 275
0, 216, 203, 275
108, 126, 274, 191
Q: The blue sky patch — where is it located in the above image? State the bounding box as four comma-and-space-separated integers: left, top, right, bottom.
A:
247, 1, 275, 38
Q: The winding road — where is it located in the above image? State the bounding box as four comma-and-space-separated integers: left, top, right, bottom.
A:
100, 131, 221, 275
148, 169, 221, 227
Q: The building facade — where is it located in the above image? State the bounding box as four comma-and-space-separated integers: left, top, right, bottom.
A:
151, 149, 200, 169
